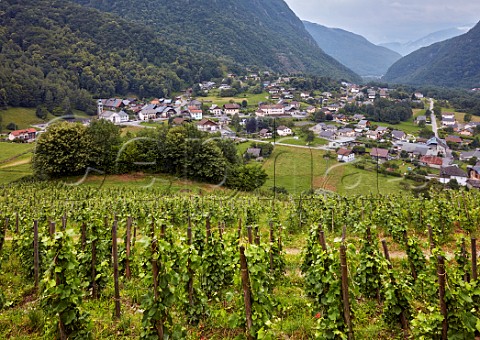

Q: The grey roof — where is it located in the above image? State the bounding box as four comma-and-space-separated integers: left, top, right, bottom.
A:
246, 148, 261, 158
400, 142, 429, 156
427, 137, 447, 149
391, 130, 406, 139
460, 150, 480, 160
416, 115, 427, 121
320, 131, 336, 139
440, 166, 467, 178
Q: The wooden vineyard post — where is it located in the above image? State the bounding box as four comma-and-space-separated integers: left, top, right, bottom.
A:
125, 216, 132, 280
151, 221, 164, 338
206, 217, 211, 241
427, 224, 435, 253
15, 212, 19, 234
318, 227, 327, 251
239, 246, 253, 340
33, 220, 40, 291
437, 256, 447, 340
382, 240, 408, 337
340, 244, 354, 340
238, 219, 242, 241
62, 213, 67, 230
0, 217, 7, 254
218, 222, 224, 240
247, 226, 253, 244
254, 226, 260, 245
403, 230, 417, 280
49, 222, 56, 238
278, 225, 283, 252
91, 237, 98, 299
472, 238, 477, 281
80, 223, 86, 252
461, 238, 470, 282
269, 222, 274, 271
187, 224, 194, 309
112, 220, 121, 319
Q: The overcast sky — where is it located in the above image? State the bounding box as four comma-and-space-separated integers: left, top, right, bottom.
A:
284, 0, 479, 43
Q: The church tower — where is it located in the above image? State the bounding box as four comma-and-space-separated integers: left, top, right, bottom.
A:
97, 99, 103, 117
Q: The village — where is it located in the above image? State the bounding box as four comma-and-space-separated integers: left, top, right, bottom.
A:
5, 74, 480, 191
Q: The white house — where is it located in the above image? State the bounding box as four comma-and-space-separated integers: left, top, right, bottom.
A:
337, 148, 355, 162
197, 119, 220, 133
223, 103, 240, 115
277, 125, 292, 136
256, 104, 285, 117
8, 128, 37, 142
439, 166, 468, 186
188, 106, 203, 120
100, 110, 129, 124
209, 105, 223, 116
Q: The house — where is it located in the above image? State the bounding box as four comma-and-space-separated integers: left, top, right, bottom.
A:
375, 126, 388, 135
439, 166, 468, 186
197, 119, 220, 133
442, 117, 456, 126
366, 130, 378, 140
223, 103, 240, 115
257, 104, 285, 117
188, 106, 203, 120
99, 110, 129, 124
391, 130, 407, 141
102, 98, 124, 110
8, 128, 37, 142
138, 109, 158, 121
246, 148, 261, 159
310, 123, 326, 134
337, 128, 355, 137
277, 126, 293, 136
337, 148, 355, 162
189, 99, 203, 109
442, 112, 455, 119
320, 131, 336, 140
171, 117, 190, 126
445, 135, 463, 144
399, 142, 429, 157
306, 106, 316, 114
259, 128, 272, 139
426, 137, 448, 155
460, 150, 480, 162
370, 148, 389, 162
420, 156, 443, 169
209, 105, 223, 116
356, 119, 370, 130
415, 115, 427, 125
353, 114, 365, 121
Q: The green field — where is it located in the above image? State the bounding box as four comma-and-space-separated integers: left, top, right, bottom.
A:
0, 143, 34, 163
0, 143, 34, 184
1, 107, 90, 130
261, 145, 412, 195
200, 91, 270, 107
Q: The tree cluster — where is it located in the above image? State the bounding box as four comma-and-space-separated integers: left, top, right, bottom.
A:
33, 121, 267, 191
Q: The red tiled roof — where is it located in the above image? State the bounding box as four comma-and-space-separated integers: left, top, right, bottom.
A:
10, 128, 36, 136
420, 156, 443, 166
370, 148, 389, 158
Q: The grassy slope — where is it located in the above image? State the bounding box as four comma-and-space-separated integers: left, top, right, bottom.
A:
1, 107, 90, 130
0, 142, 34, 184
261, 145, 410, 195
200, 92, 270, 107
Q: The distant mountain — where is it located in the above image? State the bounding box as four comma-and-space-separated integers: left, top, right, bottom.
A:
72, 0, 361, 82
379, 26, 472, 56
383, 22, 480, 88
303, 21, 401, 77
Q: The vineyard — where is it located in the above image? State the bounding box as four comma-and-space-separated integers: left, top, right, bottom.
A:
1, 183, 480, 339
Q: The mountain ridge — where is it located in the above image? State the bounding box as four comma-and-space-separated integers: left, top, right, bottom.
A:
383, 22, 480, 88
303, 21, 401, 77
71, 0, 361, 82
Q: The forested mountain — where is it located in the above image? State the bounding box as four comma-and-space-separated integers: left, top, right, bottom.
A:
0, 0, 228, 113
72, 0, 361, 82
379, 26, 472, 56
383, 22, 480, 88
303, 21, 401, 77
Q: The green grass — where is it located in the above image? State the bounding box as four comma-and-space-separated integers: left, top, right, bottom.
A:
0, 143, 34, 163
261, 145, 414, 195
200, 92, 270, 107
1, 107, 91, 130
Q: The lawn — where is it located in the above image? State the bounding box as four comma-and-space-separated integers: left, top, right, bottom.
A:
0, 162, 32, 185
0, 142, 34, 163
1, 107, 90, 130
261, 145, 414, 195
200, 91, 270, 107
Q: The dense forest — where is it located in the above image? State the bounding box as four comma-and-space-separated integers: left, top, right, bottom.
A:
72, 0, 361, 82
0, 0, 229, 114
383, 21, 480, 88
